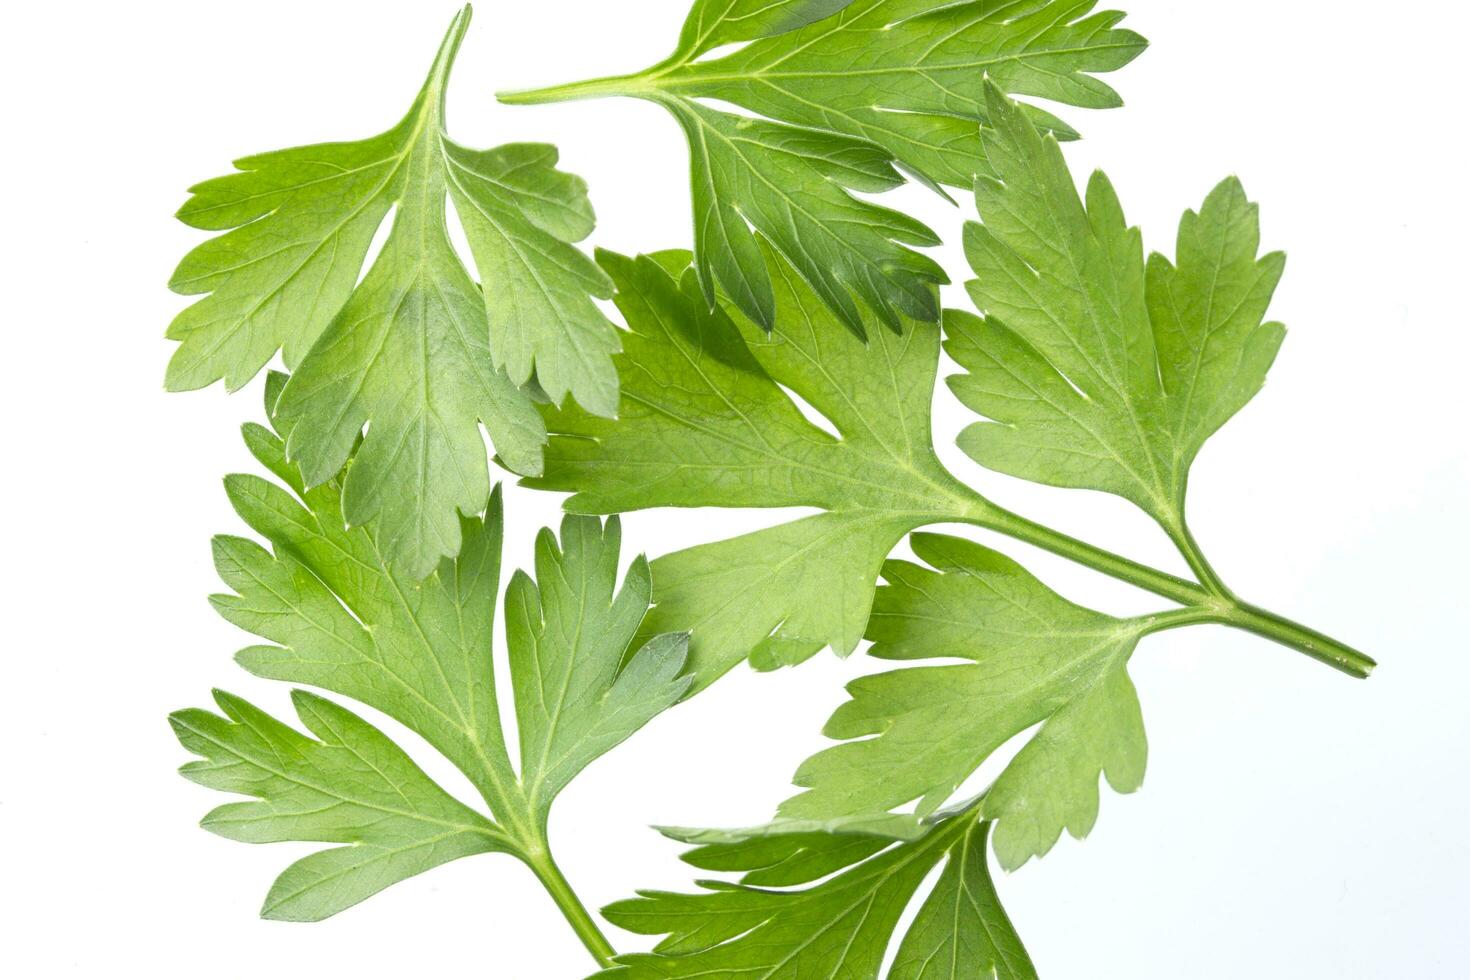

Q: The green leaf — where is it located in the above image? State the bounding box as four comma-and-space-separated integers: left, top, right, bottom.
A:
948, 84, 1285, 529
667, 98, 946, 335
170, 690, 507, 921
173, 405, 690, 917
211, 454, 519, 813
778, 532, 1155, 870
645, 512, 924, 681
889, 817, 1037, 980
501, 0, 1146, 334
598, 810, 1036, 979
507, 522, 691, 820
167, 6, 620, 577
672, 0, 858, 60
525, 246, 973, 689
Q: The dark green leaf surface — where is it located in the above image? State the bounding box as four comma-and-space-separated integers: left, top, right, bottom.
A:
502, 0, 1145, 334
597, 811, 1035, 979
167, 6, 619, 577
668, 98, 945, 334
889, 817, 1037, 980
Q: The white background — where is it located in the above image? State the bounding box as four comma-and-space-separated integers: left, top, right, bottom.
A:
3, 1, 1467, 976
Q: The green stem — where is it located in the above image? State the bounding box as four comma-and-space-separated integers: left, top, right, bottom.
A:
962, 501, 1202, 606
498, 72, 655, 106
525, 847, 617, 968
1169, 512, 1233, 600
1217, 600, 1376, 677
1158, 477, 1235, 600
958, 498, 1375, 678
1137, 607, 1219, 636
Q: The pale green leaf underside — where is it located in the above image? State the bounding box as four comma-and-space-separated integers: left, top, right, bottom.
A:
506, 520, 691, 819
950, 84, 1285, 526
171, 690, 505, 921
598, 811, 1035, 978
167, 6, 619, 577
526, 245, 970, 690
645, 511, 921, 683
780, 532, 1150, 870
174, 395, 688, 917
508, 0, 1145, 335
213, 415, 519, 813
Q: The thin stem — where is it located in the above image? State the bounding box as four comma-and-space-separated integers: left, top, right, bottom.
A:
954, 496, 1375, 678
1170, 512, 1233, 600
525, 846, 617, 968
959, 499, 1204, 607
498, 72, 654, 106
1219, 601, 1377, 678
1158, 477, 1234, 600
1137, 607, 1219, 636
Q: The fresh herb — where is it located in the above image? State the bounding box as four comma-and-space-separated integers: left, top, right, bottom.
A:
162, 2, 1376, 973
531, 82, 1373, 965
500, 0, 1146, 335
783, 532, 1156, 869
598, 805, 1035, 979
165, 7, 617, 578
171, 376, 687, 961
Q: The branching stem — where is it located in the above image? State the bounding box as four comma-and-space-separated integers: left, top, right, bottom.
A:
495, 32, 1376, 682
1169, 512, 1234, 600
955, 496, 1375, 678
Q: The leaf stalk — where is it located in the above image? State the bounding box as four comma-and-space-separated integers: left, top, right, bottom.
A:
958, 497, 1375, 678
498, 71, 658, 106
525, 845, 619, 968
1168, 512, 1235, 600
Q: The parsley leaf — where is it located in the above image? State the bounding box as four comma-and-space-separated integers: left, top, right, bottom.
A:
166, 6, 619, 578
753, 80, 1310, 845
950, 83, 1285, 548
525, 247, 975, 689
172, 386, 689, 922
532, 155, 1375, 705
672, 0, 858, 58
599, 808, 1036, 978
501, 0, 1146, 335
171, 690, 509, 921
157, 4, 1381, 967
524, 88, 1373, 866
779, 532, 1160, 870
